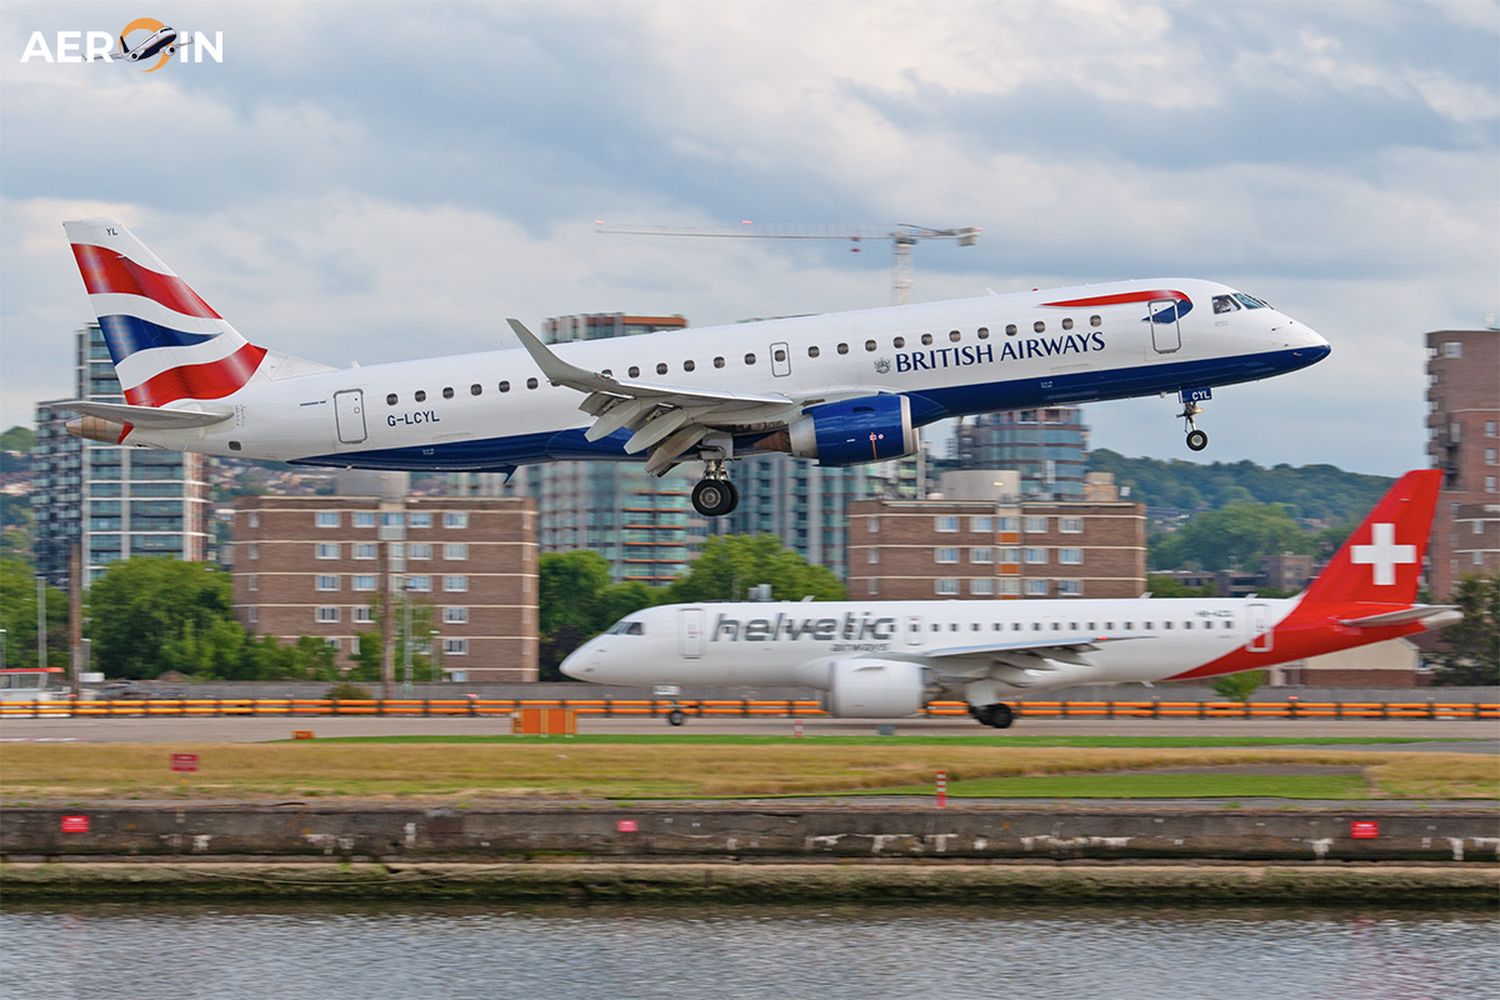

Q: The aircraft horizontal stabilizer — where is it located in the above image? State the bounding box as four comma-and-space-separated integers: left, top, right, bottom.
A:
1338, 606, 1461, 629
60, 400, 232, 429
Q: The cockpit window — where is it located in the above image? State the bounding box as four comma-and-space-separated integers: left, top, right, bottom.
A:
607, 620, 645, 635
1212, 295, 1240, 314
1233, 293, 1269, 309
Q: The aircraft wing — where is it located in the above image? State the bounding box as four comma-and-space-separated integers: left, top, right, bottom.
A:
507, 319, 807, 475
889, 634, 1146, 669
59, 400, 232, 429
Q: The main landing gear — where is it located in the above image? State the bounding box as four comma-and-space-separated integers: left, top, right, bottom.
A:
1179, 401, 1209, 452
969, 703, 1015, 729
691, 457, 739, 517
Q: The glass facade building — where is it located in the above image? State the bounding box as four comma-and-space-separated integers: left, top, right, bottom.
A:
32, 325, 210, 585
951, 406, 1089, 499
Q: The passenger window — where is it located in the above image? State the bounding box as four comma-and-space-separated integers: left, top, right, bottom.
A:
774, 348, 787, 362
1213, 295, 1240, 315
714, 357, 725, 369
865, 340, 877, 352
684, 360, 695, 372
1061, 318, 1074, 330
836, 343, 849, 355
977, 327, 989, 340
629, 366, 641, 377
1011, 623, 1020, 631
1005, 324, 1017, 336
949, 330, 961, 342
442, 387, 454, 399
1090, 315, 1101, 327
656, 363, 668, 375
1033, 321, 1046, 333
499, 381, 510, 393
526, 377, 538, 390
894, 337, 905, 349
386, 393, 398, 406
744, 353, 756, 365
414, 390, 427, 402
469, 384, 482, 396
921, 333, 933, 346
808, 346, 820, 358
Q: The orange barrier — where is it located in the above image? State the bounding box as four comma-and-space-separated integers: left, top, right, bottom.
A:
0, 697, 1495, 720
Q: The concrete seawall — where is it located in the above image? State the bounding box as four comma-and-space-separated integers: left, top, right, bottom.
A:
5, 803, 1499, 864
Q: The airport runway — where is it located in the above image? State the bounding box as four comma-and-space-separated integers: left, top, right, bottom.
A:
1, 714, 1496, 747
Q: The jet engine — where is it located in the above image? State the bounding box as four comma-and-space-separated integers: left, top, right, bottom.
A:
824, 658, 931, 718
786, 395, 919, 467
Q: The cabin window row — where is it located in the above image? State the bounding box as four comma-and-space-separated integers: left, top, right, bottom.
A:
378, 314, 1108, 403
918, 614, 1240, 632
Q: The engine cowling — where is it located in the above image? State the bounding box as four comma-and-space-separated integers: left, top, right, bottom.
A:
788, 395, 918, 467
824, 658, 930, 718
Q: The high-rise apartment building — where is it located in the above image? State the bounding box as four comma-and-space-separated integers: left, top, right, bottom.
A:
32, 324, 210, 585
525, 313, 707, 583
1425, 328, 1500, 595
951, 406, 1089, 498
711, 452, 924, 579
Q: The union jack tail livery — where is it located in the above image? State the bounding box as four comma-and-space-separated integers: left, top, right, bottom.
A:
64, 218, 267, 409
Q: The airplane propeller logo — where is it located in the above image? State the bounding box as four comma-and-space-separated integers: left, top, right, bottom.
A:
1350, 522, 1416, 586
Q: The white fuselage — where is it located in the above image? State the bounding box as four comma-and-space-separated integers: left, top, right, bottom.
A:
122, 278, 1328, 471
562, 597, 1296, 694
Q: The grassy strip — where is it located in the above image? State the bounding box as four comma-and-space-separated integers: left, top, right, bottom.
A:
2, 743, 1494, 802
846, 772, 1374, 800
298, 734, 1465, 748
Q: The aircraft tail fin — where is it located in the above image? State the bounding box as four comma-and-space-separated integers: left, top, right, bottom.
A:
63, 217, 268, 408
1298, 469, 1442, 607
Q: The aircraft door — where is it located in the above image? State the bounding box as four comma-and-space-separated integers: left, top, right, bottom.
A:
770, 341, 792, 377
334, 389, 367, 444
1148, 299, 1182, 354
678, 607, 704, 659
904, 614, 925, 646
1247, 603, 1272, 652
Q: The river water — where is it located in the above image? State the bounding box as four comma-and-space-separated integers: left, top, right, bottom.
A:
2, 903, 1495, 1000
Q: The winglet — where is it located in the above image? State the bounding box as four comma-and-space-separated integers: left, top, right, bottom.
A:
506, 318, 609, 391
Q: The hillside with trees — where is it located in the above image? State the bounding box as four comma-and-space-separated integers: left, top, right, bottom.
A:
1088, 450, 1393, 526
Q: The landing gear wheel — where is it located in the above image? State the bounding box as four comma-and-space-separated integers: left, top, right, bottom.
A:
1186, 429, 1209, 452
691, 479, 737, 517
980, 703, 1014, 729
665, 708, 685, 727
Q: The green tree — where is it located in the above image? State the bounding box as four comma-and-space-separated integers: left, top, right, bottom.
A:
1427, 574, 1499, 686
88, 558, 235, 678
0, 556, 69, 668
537, 552, 659, 680
1212, 669, 1267, 702
350, 598, 438, 682
665, 534, 845, 604
1152, 503, 1316, 572
1146, 573, 1214, 598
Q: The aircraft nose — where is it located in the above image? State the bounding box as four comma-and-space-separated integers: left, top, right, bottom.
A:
559, 643, 591, 680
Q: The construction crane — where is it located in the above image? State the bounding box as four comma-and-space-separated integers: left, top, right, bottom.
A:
594, 221, 981, 305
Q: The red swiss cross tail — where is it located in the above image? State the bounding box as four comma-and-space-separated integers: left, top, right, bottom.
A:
1299, 469, 1442, 607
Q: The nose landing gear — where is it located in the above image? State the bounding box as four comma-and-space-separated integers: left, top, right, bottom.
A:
1179, 401, 1209, 452
691, 457, 739, 517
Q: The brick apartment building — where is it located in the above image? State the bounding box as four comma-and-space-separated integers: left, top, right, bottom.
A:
1425, 328, 1500, 596
847, 491, 1146, 600
229, 495, 538, 681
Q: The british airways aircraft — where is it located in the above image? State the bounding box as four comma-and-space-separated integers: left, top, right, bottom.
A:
61, 218, 1330, 516
563, 471, 1460, 727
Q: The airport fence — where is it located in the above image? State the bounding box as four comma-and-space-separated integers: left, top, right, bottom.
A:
1, 697, 1496, 720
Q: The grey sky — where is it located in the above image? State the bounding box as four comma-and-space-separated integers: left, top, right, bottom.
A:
2, 0, 1496, 475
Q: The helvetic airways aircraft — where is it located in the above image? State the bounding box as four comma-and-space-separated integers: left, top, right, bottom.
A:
562, 471, 1460, 727
61, 218, 1330, 516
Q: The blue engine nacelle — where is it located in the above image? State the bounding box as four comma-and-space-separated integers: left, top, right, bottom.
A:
787, 395, 919, 467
